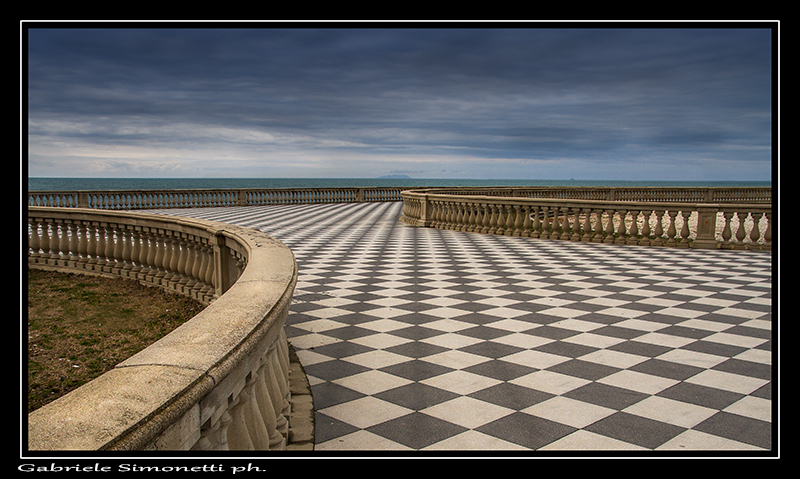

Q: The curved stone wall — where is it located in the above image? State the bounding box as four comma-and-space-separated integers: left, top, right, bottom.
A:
26, 207, 302, 451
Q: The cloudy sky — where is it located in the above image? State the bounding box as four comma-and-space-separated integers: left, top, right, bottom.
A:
25, 24, 775, 181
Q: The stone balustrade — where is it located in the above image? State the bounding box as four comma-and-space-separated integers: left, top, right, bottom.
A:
26, 206, 305, 451
27, 186, 409, 210
399, 187, 772, 250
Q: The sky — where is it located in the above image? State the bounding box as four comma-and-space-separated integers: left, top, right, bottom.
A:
25, 24, 776, 181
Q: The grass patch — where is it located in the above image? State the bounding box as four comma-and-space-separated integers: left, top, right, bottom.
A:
26, 269, 204, 412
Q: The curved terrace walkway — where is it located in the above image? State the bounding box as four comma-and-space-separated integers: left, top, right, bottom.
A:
155, 201, 773, 452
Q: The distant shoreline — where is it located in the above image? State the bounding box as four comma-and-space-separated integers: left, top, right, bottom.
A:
27, 177, 772, 192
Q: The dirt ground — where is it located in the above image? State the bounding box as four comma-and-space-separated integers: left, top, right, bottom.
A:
26, 269, 204, 412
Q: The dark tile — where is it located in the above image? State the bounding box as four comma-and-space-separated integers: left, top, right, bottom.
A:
310, 381, 366, 409
564, 382, 649, 410
657, 382, 745, 410
311, 340, 374, 359
469, 382, 554, 411
379, 359, 454, 382
367, 412, 468, 450
459, 341, 525, 360
693, 412, 772, 450
374, 382, 460, 410
476, 412, 576, 450
629, 358, 705, 381
535, 341, 598, 359
609, 340, 673, 359
305, 359, 371, 382
314, 412, 360, 444
680, 340, 748, 358
386, 341, 449, 359
463, 359, 538, 382
547, 359, 621, 381
391, 325, 447, 341
584, 412, 686, 450
712, 358, 772, 381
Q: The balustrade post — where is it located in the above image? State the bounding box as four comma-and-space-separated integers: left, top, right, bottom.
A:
212, 233, 233, 297
694, 205, 719, 249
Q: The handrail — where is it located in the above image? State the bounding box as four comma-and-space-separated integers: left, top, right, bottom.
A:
26, 207, 300, 450
399, 189, 772, 250
26, 186, 411, 210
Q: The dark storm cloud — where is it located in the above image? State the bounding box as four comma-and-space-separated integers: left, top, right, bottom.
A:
26, 25, 774, 179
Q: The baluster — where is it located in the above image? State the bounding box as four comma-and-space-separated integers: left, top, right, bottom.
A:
86, 223, 99, 270
67, 221, 81, 268
652, 210, 665, 246
580, 208, 593, 242
678, 211, 691, 248
514, 205, 525, 237
167, 234, 182, 289
144, 230, 160, 284
720, 211, 734, 249
762, 212, 772, 250
602, 210, 616, 244
111, 225, 126, 274
103, 224, 116, 272
639, 210, 652, 246
480, 203, 491, 234
128, 228, 143, 278
560, 206, 571, 240
28, 219, 41, 263
57, 222, 71, 266
76, 222, 89, 270
627, 210, 640, 245
454, 203, 464, 231
487, 204, 498, 235
540, 206, 551, 239
530, 205, 541, 238
614, 209, 628, 244
521, 205, 533, 237
38, 220, 52, 263
748, 212, 761, 248
253, 359, 284, 449
225, 392, 255, 450
93, 224, 107, 271
665, 211, 679, 247
495, 204, 506, 235
242, 372, 272, 449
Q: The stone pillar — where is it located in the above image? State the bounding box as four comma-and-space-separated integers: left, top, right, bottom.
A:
693, 205, 720, 249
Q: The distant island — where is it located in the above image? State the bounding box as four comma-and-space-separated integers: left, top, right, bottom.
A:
378, 174, 411, 179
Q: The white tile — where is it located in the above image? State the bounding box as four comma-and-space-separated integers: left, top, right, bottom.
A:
522, 396, 615, 429
421, 370, 502, 395
685, 369, 770, 395
423, 430, 529, 451
656, 430, 765, 451
510, 370, 590, 395
318, 396, 413, 429
598, 370, 679, 395
421, 396, 514, 429
723, 396, 771, 422
623, 396, 717, 428
333, 370, 413, 395
541, 430, 647, 451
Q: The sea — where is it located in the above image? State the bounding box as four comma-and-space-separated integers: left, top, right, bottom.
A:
26, 177, 772, 192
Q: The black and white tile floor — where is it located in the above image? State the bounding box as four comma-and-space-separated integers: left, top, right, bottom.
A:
158, 202, 774, 453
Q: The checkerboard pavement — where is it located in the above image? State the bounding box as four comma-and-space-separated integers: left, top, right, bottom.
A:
157, 202, 774, 453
